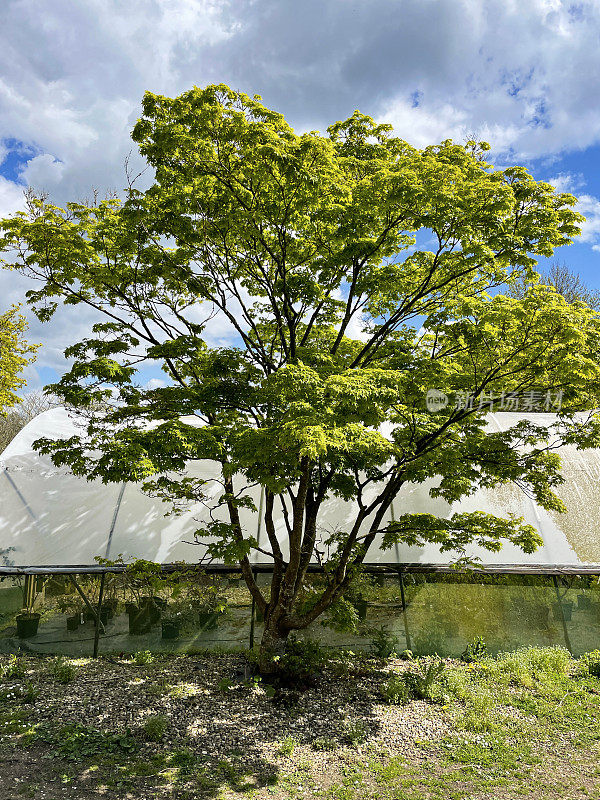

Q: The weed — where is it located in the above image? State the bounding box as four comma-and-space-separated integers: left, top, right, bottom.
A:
369, 627, 399, 659
492, 646, 572, 687
461, 636, 487, 663
278, 735, 297, 756
0, 655, 26, 681
312, 736, 337, 751
51, 657, 76, 684
578, 650, 600, 678
36, 723, 138, 760
168, 682, 200, 699
381, 672, 410, 705
142, 713, 169, 742
404, 658, 446, 700
21, 683, 39, 704
342, 717, 368, 746
0, 682, 39, 704
133, 650, 154, 665
218, 677, 234, 693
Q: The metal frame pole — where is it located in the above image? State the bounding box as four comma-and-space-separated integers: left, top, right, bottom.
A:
552, 575, 573, 654
398, 570, 412, 652
249, 569, 256, 650
93, 572, 107, 658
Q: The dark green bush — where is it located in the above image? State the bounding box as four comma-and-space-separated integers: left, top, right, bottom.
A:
279, 637, 328, 685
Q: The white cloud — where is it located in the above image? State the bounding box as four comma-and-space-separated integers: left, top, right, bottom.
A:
0, 176, 25, 218
145, 378, 167, 390
4, 0, 600, 379
574, 194, 600, 245
551, 173, 600, 249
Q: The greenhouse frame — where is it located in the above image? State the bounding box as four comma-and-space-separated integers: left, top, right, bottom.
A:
0, 408, 599, 659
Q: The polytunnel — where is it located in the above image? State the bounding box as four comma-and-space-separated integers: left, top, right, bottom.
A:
0, 407, 599, 573
0, 407, 598, 659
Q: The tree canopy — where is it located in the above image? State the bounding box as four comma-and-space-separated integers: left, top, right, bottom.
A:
0, 305, 38, 425
2, 84, 600, 670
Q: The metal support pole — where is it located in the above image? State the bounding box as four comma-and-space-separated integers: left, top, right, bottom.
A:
398, 570, 412, 652
249, 570, 256, 650
552, 575, 573, 654
93, 572, 107, 659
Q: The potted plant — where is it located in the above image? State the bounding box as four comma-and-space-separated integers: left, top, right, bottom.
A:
16, 596, 41, 638
552, 600, 574, 621
197, 588, 227, 630
99, 557, 169, 635
161, 615, 181, 640
578, 594, 592, 611
56, 594, 83, 631
166, 569, 228, 633
103, 597, 119, 618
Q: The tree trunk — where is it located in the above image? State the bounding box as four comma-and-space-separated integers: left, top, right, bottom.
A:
257, 619, 290, 675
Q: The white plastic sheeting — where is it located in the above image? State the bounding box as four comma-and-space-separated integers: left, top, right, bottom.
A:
0, 407, 599, 570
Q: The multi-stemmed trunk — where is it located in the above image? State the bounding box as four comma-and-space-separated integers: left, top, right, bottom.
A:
230, 463, 401, 676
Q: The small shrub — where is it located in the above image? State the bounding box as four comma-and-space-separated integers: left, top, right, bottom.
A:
142, 713, 169, 742
404, 659, 446, 701
279, 637, 328, 685
399, 649, 414, 661
369, 627, 399, 659
0, 655, 26, 681
134, 650, 154, 665
578, 650, 600, 678
380, 673, 410, 705
461, 636, 487, 663
51, 657, 76, 684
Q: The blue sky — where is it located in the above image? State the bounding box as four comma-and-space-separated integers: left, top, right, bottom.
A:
1, 0, 600, 390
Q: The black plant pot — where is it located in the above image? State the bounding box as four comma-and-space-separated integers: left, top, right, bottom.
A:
128, 604, 152, 635
16, 613, 40, 638
103, 599, 118, 619
353, 597, 368, 621
140, 597, 162, 625
578, 594, 592, 610
66, 614, 80, 632
94, 608, 110, 627
198, 610, 220, 630
162, 619, 180, 640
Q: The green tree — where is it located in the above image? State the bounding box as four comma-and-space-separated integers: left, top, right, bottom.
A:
0, 306, 38, 440
2, 85, 600, 672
